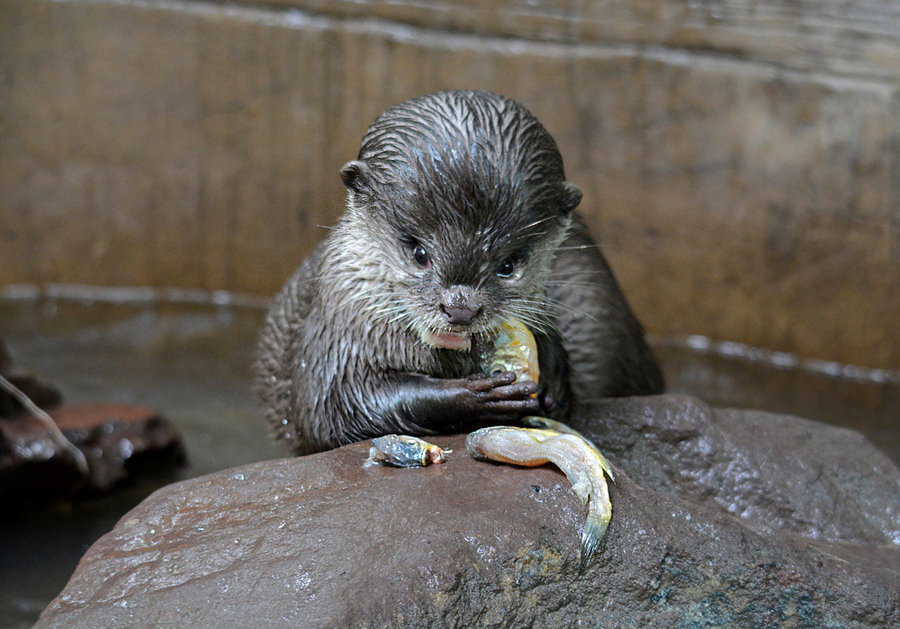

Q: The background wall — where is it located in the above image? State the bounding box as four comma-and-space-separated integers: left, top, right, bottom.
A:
2, 0, 898, 370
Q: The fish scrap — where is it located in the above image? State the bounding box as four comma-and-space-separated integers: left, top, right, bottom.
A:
364, 434, 451, 468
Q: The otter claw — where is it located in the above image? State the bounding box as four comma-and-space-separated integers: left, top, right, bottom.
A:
466, 425, 613, 568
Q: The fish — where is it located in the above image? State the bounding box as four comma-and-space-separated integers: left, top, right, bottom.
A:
364, 434, 451, 468
466, 425, 613, 569
471, 317, 614, 567
361, 317, 615, 567
520, 416, 615, 483
481, 319, 541, 388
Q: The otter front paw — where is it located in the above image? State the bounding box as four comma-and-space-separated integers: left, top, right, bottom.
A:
384, 371, 541, 434
454, 371, 541, 423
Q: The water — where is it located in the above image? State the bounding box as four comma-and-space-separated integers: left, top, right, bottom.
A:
654, 339, 899, 466
0, 298, 897, 627
0, 299, 282, 629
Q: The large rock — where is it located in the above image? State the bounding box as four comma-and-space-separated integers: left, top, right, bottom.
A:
36, 395, 900, 627
579, 394, 900, 545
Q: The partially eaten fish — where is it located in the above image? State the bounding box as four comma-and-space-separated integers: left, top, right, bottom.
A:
520, 416, 614, 482
481, 319, 541, 387
364, 434, 451, 468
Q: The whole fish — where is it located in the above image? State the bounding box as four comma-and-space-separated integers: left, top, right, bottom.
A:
466, 425, 612, 568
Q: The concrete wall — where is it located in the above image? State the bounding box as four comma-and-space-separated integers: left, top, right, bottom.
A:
2, 0, 898, 370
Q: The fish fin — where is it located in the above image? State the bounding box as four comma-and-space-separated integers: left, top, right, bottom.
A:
580, 513, 610, 570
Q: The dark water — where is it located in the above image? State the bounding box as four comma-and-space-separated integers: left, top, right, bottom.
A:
0, 299, 282, 628
654, 339, 899, 467
0, 298, 897, 628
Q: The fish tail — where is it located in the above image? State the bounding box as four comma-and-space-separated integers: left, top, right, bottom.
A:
580, 495, 612, 570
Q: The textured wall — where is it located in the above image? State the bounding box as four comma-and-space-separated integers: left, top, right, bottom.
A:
1, 0, 898, 370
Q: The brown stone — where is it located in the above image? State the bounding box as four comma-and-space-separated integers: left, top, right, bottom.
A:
1, 0, 897, 370
1, 403, 185, 508
34, 395, 900, 627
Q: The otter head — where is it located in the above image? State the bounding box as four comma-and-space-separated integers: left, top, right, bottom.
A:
337, 90, 582, 351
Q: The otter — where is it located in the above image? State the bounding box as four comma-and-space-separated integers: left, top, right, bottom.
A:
255, 90, 663, 455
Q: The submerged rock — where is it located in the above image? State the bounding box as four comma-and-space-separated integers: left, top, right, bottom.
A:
1, 403, 185, 507
35, 395, 899, 627
1, 339, 185, 508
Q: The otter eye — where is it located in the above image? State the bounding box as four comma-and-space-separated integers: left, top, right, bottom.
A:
413, 245, 430, 268
497, 258, 516, 278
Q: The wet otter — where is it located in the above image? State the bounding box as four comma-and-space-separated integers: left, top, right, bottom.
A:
255, 90, 663, 455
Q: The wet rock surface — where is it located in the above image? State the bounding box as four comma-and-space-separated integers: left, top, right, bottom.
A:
35, 395, 900, 628
578, 394, 900, 546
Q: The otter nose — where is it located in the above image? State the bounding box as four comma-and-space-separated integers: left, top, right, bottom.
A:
440, 303, 480, 325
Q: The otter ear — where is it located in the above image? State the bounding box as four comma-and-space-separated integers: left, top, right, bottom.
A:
560, 182, 583, 213
339, 160, 372, 194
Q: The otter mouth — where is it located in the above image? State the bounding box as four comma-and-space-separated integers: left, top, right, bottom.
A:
422, 329, 472, 351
